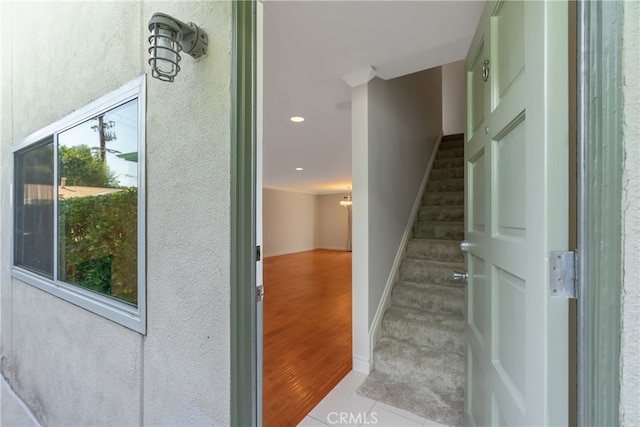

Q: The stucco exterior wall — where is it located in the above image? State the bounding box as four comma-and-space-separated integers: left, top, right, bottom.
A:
0, 2, 232, 425
620, 1, 640, 424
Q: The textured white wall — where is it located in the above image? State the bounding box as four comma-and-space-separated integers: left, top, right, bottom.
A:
620, 1, 640, 424
442, 60, 465, 135
0, 2, 232, 425
366, 68, 442, 326
262, 188, 319, 257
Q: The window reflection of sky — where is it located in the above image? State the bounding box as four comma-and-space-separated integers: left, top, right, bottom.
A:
58, 99, 138, 188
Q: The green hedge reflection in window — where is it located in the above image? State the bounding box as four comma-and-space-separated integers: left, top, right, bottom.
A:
57, 99, 139, 305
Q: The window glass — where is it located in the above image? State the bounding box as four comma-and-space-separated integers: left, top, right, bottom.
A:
57, 99, 139, 305
14, 141, 55, 278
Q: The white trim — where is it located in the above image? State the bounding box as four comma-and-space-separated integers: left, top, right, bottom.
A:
342, 66, 378, 88
353, 354, 371, 375
10, 76, 147, 334
367, 134, 443, 365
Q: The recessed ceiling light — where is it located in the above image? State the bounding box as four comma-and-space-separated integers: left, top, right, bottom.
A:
290, 116, 305, 123
295, 167, 304, 171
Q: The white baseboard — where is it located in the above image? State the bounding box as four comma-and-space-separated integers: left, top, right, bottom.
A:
352, 355, 371, 374
367, 134, 444, 365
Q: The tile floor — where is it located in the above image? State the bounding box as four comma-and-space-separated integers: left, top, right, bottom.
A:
2, 370, 446, 427
297, 371, 446, 427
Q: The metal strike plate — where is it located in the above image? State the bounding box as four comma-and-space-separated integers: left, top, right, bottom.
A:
256, 285, 264, 302
549, 251, 576, 298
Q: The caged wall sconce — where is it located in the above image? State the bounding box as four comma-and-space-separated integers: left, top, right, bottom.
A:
148, 13, 209, 82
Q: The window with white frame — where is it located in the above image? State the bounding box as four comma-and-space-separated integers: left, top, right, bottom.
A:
12, 77, 146, 333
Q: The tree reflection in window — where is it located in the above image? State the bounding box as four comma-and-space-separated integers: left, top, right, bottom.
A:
57, 99, 138, 306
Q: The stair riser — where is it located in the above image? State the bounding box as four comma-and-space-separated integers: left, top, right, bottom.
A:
382, 319, 464, 354
436, 148, 464, 160
391, 282, 465, 315
422, 192, 464, 206
430, 167, 464, 180
419, 206, 464, 222
433, 157, 464, 169
413, 222, 464, 240
439, 140, 464, 149
426, 178, 464, 192
406, 239, 464, 262
400, 259, 464, 287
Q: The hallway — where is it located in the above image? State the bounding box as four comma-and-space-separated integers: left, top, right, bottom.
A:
263, 250, 352, 427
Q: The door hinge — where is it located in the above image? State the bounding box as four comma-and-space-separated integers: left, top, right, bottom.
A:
549, 251, 577, 299
256, 285, 264, 302
256, 245, 261, 261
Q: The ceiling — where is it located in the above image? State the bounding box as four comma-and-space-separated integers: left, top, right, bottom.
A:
262, 0, 485, 194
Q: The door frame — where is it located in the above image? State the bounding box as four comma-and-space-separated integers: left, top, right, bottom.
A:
229, 0, 627, 425
230, 0, 258, 426
576, 0, 624, 425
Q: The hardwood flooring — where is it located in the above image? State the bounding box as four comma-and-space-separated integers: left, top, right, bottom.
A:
262, 249, 352, 427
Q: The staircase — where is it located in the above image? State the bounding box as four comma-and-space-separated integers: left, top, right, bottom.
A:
357, 134, 466, 426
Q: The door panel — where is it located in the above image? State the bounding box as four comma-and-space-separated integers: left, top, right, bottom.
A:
493, 117, 526, 239
469, 150, 486, 233
467, 39, 488, 141
465, 1, 568, 425
493, 0, 525, 107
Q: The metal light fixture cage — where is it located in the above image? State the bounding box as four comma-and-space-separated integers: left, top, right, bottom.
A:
148, 13, 208, 82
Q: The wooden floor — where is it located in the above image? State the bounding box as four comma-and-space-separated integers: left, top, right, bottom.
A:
262, 249, 352, 427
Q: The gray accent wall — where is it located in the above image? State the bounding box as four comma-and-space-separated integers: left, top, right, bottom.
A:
0, 2, 232, 425
366, 68, 443, 327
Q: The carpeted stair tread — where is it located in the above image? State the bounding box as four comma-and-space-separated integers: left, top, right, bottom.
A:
359, 134, 466, 426
357, 371, 463, 426
430, 167, 464, 180
423, 191, 464, 206
391, 281, 465, 315
433, 157, 464, 170
406, 239, 464, 262
426, 178, 464, 192
382, 306, 464, 353
400, 258, 465, 287
436, 148, 465, 160
419, 205, 464, 222
413, 221, 464, 240
371, 337, 464, 392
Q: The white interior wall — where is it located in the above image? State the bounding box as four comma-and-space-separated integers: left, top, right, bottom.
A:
262, 188, 319, 257
262, 189, 351, 257
621, 1, 640, 423
318, 193, 350, 251
442, 60, 465, 135
351, 83, 370, 373
0, 2, 232, 425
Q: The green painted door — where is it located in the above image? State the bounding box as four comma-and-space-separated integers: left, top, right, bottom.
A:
464, 1, 569, 425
